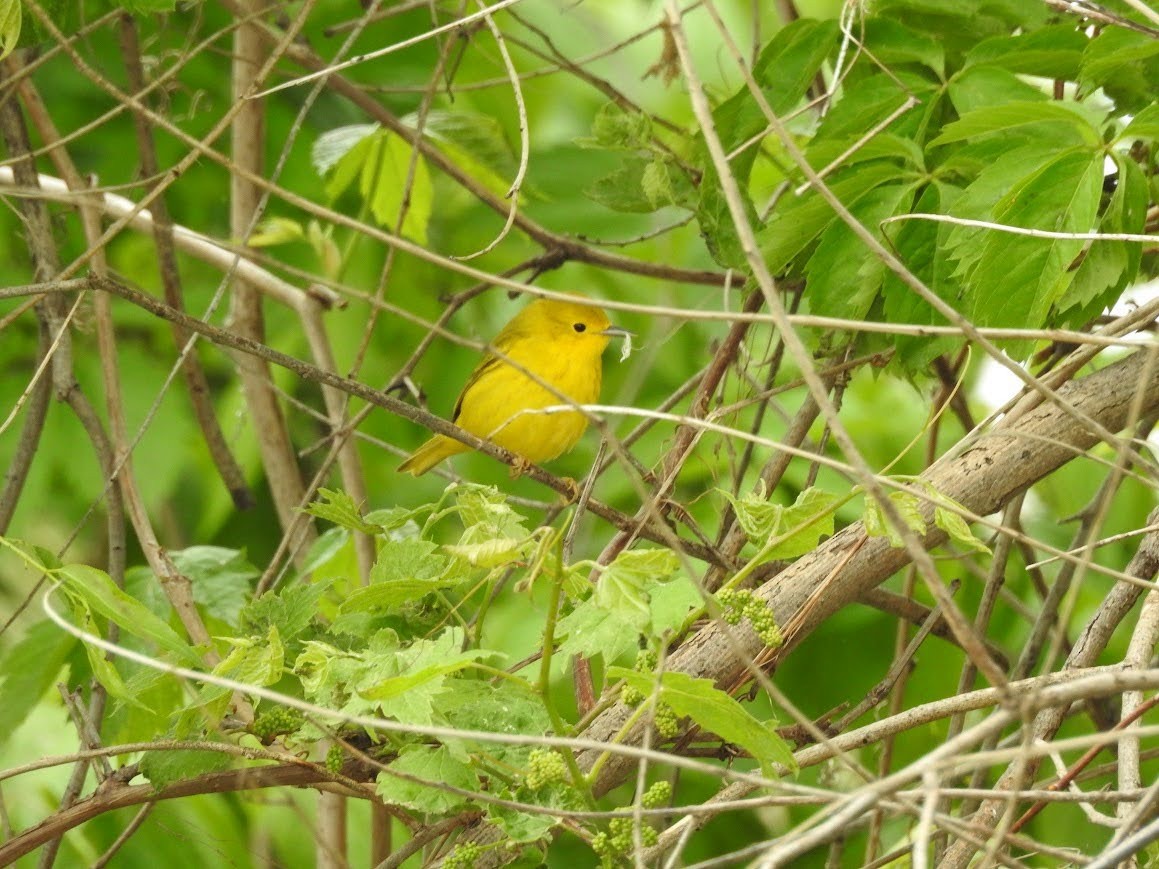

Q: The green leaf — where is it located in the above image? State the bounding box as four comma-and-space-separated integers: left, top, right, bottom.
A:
586, 102, 653, 150
0, 0, 21, 60
0, 620, 75, 734
723, 485, 840, 558
711, 19, 837, 157
246, 216, 304, 248
304, 489, 381, 536
363, 132, 432, 243
812, 72, 935, 146
612, 669, 796, 775
961, 149, 1103, 336
320, 128, 432, 243
695, 172, 754, 271
930, 101, 1102, 148
214, 626, 285, 688
377, 744, 479, 814
557, 599, 643, 664
372, 537, 448, 584
454, 483, 529, 539
445, 535, 534, 569
1119, 105, 1159, 144
883, 182, 962, 375
806, 182, 918, 321
313, 123, 377, 176
70, 601, 149, 711
140, 745, 233, 790
240, 580, 329, 641
1056, 157, 1148, 324
299, 526, 350, 575
413, 110, 517, 193
489, 801, 559, 842
1080, 27, 1159, 114
57, 564, 200, 666
649, 575, 703, 638
860, 18, 945, 77
170, 546, 258, 624
864, 490, 927, 547
964, 24, 1086, 79
946, 65, 1050, 116
760, 161, 904, 274
595, 548, 680, 616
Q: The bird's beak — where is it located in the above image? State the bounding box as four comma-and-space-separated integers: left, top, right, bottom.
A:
600, 326, 634, 361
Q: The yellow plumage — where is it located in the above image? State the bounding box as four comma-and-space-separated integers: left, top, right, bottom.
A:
398, 296, 628, 476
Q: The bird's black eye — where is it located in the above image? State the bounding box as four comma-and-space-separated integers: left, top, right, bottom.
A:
573, 322, 586, 333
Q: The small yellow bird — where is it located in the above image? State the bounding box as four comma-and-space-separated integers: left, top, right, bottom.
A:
398, 296, 630, 476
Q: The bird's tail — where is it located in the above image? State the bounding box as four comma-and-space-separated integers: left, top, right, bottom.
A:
397, 434, 466, 476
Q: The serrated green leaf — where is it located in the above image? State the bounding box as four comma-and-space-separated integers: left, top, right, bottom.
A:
812, 72, 935, 146
489, 801, 559, 842
587, 102, 652, 150
411, 110, 517, 193
454, 483, 528, 538
372, 537, 447, 584
723, 485, 840, 558
299, 526, 350, 575
650, 575, 702, 638
713, 19, 839, 153
363, 131, 432, 243
1056, 157, 1147, 323
71, 602, 149, 711
170, 546, 258, 624
930, 101, 1102, 148
933, 504, 991, 554
377, 744, 478, 814
304, 488, 381, 536
963, 149, 1103, 337
57, 564, 200, 666
557, 600, 642, 663
595, 548, 680, 615
964, 24, 1086, 80
806, 182, 918, 321
214, 626, 285, 687
761, 161, 904, 274
611, 669, 796, 775
240, 580, 329, 641
0, 620, 75, 734
444, 536, 532, 568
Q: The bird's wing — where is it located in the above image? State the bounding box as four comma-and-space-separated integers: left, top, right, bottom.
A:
452, 352, 502, 423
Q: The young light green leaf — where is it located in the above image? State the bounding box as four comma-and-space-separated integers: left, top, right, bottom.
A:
723, 485, 840, 559
362, 131, 432, 244
240, 580, 330, 641
611, 668, 796, 775
304, 488, 381, 536
214, 626, 285, 688
595, 548, 680, 615
864, 490, 927, 547
246, 216, 304, 248
312, 123, 378, 176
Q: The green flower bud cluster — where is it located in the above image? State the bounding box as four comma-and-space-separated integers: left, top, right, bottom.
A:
716, 589, 783, 648
442, 841, 481, 868
325, 744, 344, 774
525, 748, 568, 789
250, 707, 305, 742
592, 817, 658, 859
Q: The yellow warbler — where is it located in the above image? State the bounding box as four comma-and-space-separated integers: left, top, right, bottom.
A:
398, 296, 629, 476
